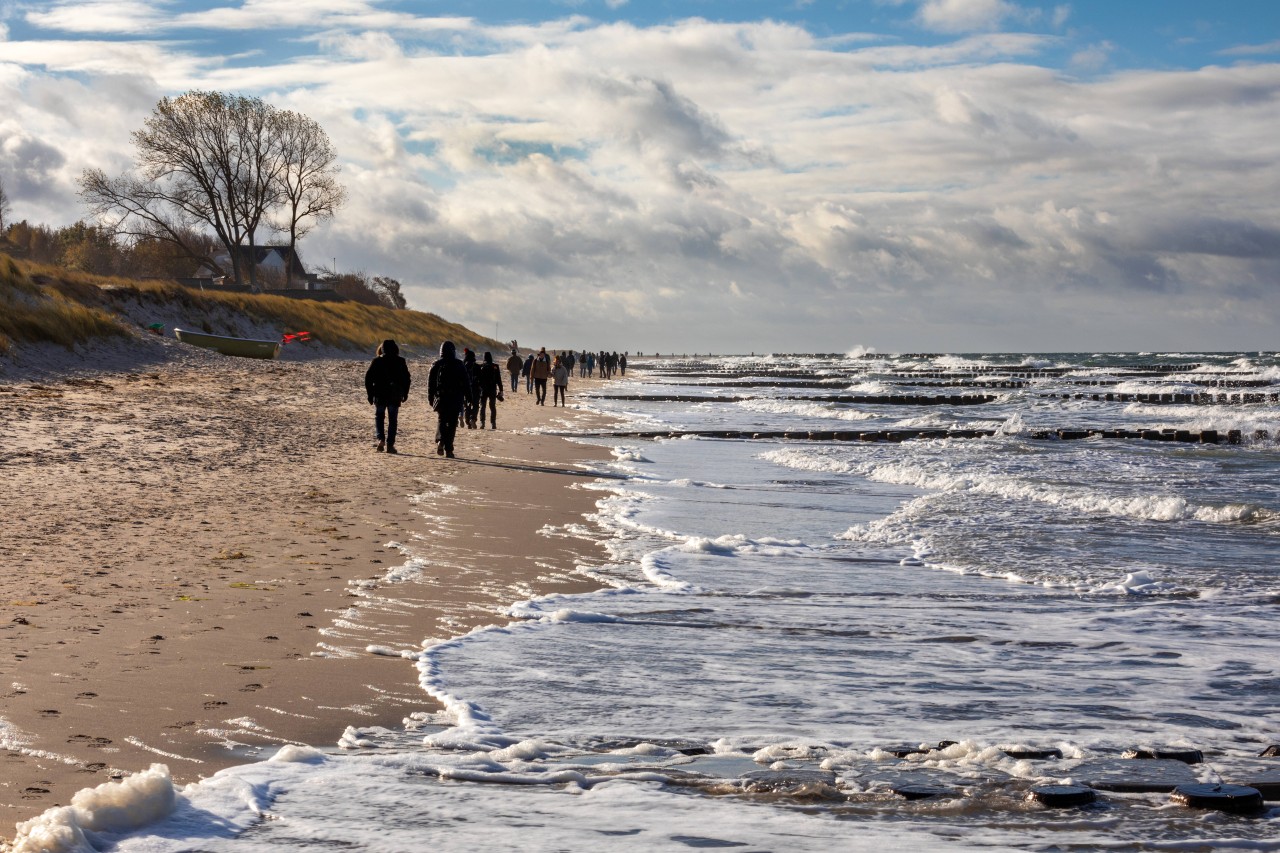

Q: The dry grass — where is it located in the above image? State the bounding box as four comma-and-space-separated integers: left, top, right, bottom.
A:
0, 256, 500, 356
0, 256, 130, 353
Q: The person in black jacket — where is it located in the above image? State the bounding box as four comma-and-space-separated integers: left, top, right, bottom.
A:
476, 351, 505, 429
364, 339, 411, 453
427, 340, 476, 458
462, 348, 480, 429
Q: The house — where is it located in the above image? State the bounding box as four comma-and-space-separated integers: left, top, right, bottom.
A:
195, 245, 327, 290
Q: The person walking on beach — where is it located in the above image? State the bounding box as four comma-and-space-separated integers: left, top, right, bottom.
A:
531, 347, 551, 405
523, 352, 535, 394
477, 351, 505, 428
619, 353, 628, 376
364, 339, 411, 454
506, 349, 523, 393
552, 354, 569, 407
427, 340, 476, 458
462, 348, 481, 429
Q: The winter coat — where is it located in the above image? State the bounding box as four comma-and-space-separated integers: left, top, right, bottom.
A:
553, 365, 569, 388
506, 353, 524, 374
365, 340, 411, 404
477, 361, 504, 397
521, 354, 534, 377
427, 341, 477, 414
531, 353, 552, 380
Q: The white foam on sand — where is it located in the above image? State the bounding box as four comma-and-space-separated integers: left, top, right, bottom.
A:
10, 764, 177, 853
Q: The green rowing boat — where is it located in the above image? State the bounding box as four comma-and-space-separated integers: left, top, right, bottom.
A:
173, 328, 281, 359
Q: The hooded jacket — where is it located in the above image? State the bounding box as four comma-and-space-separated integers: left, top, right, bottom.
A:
477, 351, 504, 397
427, 341, 477, 413
364, 339, 411, 404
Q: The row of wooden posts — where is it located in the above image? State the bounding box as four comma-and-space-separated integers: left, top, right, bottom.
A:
571, 427, 1265, 444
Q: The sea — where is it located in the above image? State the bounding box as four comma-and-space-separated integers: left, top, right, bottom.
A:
16, 351, 1280, 852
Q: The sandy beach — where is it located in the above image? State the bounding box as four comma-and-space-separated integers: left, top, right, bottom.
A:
0, 347, 610, 839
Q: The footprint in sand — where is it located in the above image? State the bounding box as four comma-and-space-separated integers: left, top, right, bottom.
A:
67, 735, 112, 747
22, 787, 51, 798
78, 762, 107, 773
239, 683, 263, 692
77, 691, 97, 699
38, 709, 60, 717
203, 700, 228, 710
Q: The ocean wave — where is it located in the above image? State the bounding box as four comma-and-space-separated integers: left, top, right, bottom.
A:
761, 448, 1273, 525
735, 399, 876, 421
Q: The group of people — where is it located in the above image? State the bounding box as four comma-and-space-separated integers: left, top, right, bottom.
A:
365, 340, 628, 457
363, 339, 501, 458
511, 347, 575, 406
511, 349, 627, 398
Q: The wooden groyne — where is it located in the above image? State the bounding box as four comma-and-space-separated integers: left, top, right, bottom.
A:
558, 427, 1268, 445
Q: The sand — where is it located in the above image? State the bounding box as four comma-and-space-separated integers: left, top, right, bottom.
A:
0, 346, 613, 840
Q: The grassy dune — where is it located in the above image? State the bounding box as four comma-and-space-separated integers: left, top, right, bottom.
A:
0, 256, 500, 357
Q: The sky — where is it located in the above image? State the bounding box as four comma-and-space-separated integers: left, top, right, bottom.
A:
1, 1, 1278, 354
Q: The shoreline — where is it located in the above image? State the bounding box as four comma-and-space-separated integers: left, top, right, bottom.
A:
0, 352, 614, 838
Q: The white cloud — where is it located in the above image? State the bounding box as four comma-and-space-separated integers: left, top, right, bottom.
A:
914, 0, 1025, 34
24, 0, 171, 34
2, 11, 1279, 351
1070, 40, 1113, 71
1219, 39, 1280, 57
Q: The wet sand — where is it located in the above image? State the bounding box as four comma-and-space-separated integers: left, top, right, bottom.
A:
0, 352, 610, 838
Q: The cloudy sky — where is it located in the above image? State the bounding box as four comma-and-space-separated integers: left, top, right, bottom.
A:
1, 0, 1278, 353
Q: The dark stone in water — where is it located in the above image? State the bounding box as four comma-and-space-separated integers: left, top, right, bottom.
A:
1003, 747, 1063, 760
893, 784, 955, 800
1260, 744, 1280, 758
1027, 785, 1096, 808
882, 744, 930, 758
1122, 748, 1203, 764
739, 769, 840, 798
1171, 783, 1265, 814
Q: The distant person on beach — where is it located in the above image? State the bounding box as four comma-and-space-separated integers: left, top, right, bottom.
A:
506, 350, 523, 393
619, 353, 627, 376
585, 351, 595, 378
523, 352, 535, 394
427, 340, 476, 458
477, 351, 505, 428
364, 339, 411, 454
552, 354, 569, 407
531, 347, 552, 405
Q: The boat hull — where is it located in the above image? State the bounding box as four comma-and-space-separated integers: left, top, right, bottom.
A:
174, 328, 281, 359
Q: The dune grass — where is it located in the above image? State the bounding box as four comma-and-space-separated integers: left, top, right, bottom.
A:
0, 256, 131, 354
0, 256, 500, 356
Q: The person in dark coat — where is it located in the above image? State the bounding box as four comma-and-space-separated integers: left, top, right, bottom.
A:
476, 351, 505, 429
462, 347, 480, 429
364, 339, 411, 453
522, 352, 535, 394
427, 340, 476, 458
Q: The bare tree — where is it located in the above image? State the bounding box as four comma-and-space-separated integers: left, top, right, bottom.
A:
273, 110, 345, 280
80, 91, 340, 291
0, 174, 11, 234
